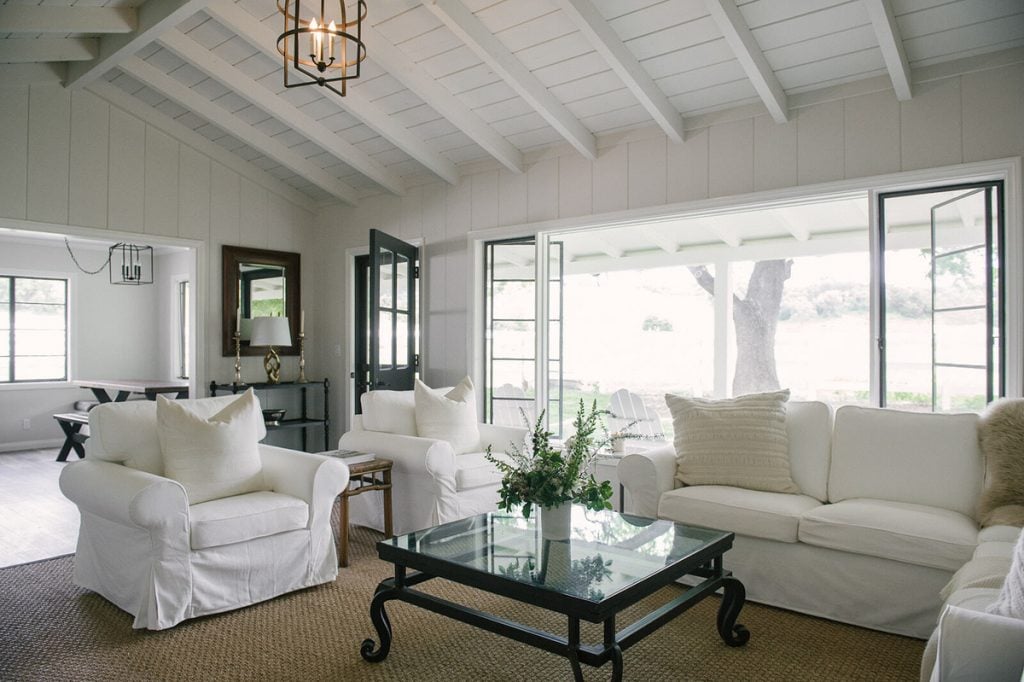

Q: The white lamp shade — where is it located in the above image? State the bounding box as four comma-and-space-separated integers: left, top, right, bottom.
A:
250, 316, 292, 347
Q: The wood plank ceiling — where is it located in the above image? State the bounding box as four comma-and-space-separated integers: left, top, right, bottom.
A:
0, 0, 1022, 208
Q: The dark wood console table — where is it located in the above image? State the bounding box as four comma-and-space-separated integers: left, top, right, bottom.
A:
209, 379, 329, 452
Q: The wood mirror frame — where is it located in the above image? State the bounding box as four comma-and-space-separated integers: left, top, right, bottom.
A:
222, 245, 301, 357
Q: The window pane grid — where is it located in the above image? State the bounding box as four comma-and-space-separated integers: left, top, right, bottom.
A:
2, 276, 67, 384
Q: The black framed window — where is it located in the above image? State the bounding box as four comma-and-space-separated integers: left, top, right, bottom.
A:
0, 276, 68, 383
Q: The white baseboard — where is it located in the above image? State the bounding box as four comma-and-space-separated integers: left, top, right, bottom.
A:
0, 438, 63, 453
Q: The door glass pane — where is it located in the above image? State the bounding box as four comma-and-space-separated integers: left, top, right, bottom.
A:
396, 255, 409, 311
493, 320, 534, 359
491, 281, 534, 319
379, 249, 394, 309
378, 310, 394, 368
933, 247, 986, 310
396, 312, 409, 366
934, 309, 986, 367
935, 365, 987, 412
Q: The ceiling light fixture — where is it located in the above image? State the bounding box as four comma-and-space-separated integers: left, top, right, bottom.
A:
277, 0, 366, 97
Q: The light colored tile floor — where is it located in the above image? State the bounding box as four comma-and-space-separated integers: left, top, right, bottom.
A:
0, 448, 79, 568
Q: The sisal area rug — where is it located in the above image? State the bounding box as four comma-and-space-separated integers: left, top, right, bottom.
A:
0, 527, 924, 681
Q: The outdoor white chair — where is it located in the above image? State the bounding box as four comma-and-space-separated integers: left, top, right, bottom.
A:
607, 388, 666, 441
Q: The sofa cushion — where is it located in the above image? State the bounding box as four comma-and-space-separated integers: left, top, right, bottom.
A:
786, 401, 832, 502
978, 525, 1023, 544
158, 390, 266, 505
454, 452, 502, 491
666, 389, 800, 494
658, 485, 823, 543
87, 394, 265, 475
941, 556, 1011, 600
189, 491, 309, 550
798, 498, 977, 571
829, 406, 983, 517
361, 390, 417, 436
415, 376, 480, 455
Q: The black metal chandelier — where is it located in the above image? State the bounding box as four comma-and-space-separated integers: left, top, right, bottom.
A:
109, 243, 153, 285
277, 0, 366, 97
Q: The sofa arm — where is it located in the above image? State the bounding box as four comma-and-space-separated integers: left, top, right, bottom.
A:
478, 423, 529, 453
59, 459, 188, 530
259, 445, 349, 529
339, 429, 457, 482
618, 444, 677, 518
929, 605, 1024, 681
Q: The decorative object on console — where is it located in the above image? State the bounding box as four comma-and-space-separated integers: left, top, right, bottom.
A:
666, 389, 800, 494
262, 408, 286, 426
414, 376, 479, 454
977, 398, 1024, 528
486, 399, 613, 522
63, 238, 154, 285
297, 309, 308, 383
250, 316, 292, 384
277, 0, 366, 97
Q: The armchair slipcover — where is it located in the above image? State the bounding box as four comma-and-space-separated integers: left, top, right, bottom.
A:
339, 410, 527, 536
59, 395, 349, 630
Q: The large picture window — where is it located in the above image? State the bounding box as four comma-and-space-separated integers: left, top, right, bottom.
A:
0, 276, 68, 383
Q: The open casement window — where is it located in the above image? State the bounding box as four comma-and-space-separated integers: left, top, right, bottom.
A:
353, 230, 418, 413
483, 238, 564, 434
878, 181, 1004, 411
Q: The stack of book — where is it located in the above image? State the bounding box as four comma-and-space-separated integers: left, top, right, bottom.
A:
322, 449, 375, 465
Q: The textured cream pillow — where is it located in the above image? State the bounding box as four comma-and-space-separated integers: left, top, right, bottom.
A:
157, 389, 266, 504
666, 389, 800, 494
414, 376, 480, 454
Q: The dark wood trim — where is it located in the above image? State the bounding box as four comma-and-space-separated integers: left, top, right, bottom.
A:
221, 245, 301, 357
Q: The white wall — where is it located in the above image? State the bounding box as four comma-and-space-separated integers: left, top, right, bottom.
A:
316, 59, 1024, 431
0, 83, 318, 451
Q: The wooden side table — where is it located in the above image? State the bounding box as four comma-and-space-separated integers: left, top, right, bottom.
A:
333, 458, 393, 567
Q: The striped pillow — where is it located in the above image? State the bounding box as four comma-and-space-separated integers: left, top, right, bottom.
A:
666, 390, 800, 494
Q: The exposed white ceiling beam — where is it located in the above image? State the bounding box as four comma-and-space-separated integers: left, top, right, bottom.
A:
638, 226, 679, 253
773, 208, 811, 241
206, 1, 459, 186
705, 0, 788, 123
0, 62, 66, 85
158, 30, 404, 196
499, 250, 531, 268
65, 0, 210, 89
694, 217, 742, 248
553, 0, 684, 143
0, 38, 98, 63
89, 79, 313, 208
361, 23, 524, 174
593, 236, 623, 259
862, 0, 912, 101
425, 0, 597, 160
0, 6, 136, 34
119, 56, 360, 206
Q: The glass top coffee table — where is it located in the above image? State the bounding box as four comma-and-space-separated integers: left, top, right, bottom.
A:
360, 506, 748, 681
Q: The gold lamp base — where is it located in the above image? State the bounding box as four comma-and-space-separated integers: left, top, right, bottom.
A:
263, 346, 282, 384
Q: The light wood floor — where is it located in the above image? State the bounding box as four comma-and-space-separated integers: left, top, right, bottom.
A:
0, 448, 79, 568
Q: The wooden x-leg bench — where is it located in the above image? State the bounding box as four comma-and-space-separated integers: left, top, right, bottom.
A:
52, 412, 89, 462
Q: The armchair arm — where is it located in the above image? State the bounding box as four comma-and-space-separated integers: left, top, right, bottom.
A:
929, 605, 1024, 681
339, 429, 457, 482
618, 444, 677, 518
478, 423, 529, 453
58, 459, 188, 531
259, 445, 349, 529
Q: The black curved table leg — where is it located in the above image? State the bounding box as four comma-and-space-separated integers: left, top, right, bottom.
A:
361, 582, 397, 662
716, 577, 750, 647
609, 644, 623, 682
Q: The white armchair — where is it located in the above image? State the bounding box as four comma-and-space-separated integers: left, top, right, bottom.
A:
59, 395, 349, 630
339, 388, 528, 535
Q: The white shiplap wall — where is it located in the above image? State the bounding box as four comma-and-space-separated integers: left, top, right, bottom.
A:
317, 60, 1024, 428
0, 82, 317, 449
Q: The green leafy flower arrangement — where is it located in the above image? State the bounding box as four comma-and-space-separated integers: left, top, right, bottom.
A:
486, 399, 614, 519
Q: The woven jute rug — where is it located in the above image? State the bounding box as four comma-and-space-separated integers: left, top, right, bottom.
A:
0, 527, 924, 681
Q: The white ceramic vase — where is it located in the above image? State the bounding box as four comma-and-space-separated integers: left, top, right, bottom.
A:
540, 503, 572, 540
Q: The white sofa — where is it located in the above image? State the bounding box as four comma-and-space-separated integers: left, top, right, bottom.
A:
619, 402, 991, 639
59, 395, 349, 630
338, 390, 528, 535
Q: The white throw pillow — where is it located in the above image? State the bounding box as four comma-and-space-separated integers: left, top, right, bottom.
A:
361, 390, 418, 435
157, 389, 266, 504
989, 529, 1024, 619
414, 376, 480, 454
666, 389, 800, 494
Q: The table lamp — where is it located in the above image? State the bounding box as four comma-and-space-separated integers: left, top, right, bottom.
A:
250, 316, 291, 384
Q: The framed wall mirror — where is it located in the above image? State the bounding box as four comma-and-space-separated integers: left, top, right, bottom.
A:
222, 246, 301, 356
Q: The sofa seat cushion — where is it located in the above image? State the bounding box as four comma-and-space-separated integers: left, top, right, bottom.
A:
658, 485, 823, 543
798, 498, 977, 571
946, 586, 1002, 612
454, 451, 502, 491
189, 491, 309, 550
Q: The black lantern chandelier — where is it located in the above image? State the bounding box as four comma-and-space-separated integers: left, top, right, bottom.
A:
109, 243, 153, 285
277, 0, 366, 97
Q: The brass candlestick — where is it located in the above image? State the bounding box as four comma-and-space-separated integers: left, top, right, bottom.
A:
233, 330, 242, 385
296, 331, 308, 383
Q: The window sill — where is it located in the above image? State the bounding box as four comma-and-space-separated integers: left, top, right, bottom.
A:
0, 381, 75, 392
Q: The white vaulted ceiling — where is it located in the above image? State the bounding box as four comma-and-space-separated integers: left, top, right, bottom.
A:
0, 0, 1022, 207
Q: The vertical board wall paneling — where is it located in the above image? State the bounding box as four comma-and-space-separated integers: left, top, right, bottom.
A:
843, 91, 901, 180
144, 126, 180, 237
210, 163, 241, 246
558, 153, 593, 219
666, 128, 709, 204
797, 99, 845, 185
592, 143, 628, 214
27, 84, 71, 225
178, 145, 212, 242
753, 115, 798, 192
107, 107, 146, 233
527, 157, 559, 224
627, 136, 667, 209
239, 176, 269, 248
900, 77, 963, 171
709, 118, 754, 197
69, 90, 110, 230
962, 64, 1024, 163
0, 86, 29, 220
471, 170, 500, 230
498, 167, 528, 227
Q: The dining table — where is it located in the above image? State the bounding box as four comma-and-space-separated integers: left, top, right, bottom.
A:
72, 379, 190, 403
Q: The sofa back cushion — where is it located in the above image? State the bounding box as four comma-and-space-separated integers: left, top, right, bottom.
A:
361, 385, 456, 437
786, 401, 833, 502
87, 394, 266, 475
830, 405, 983, 516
